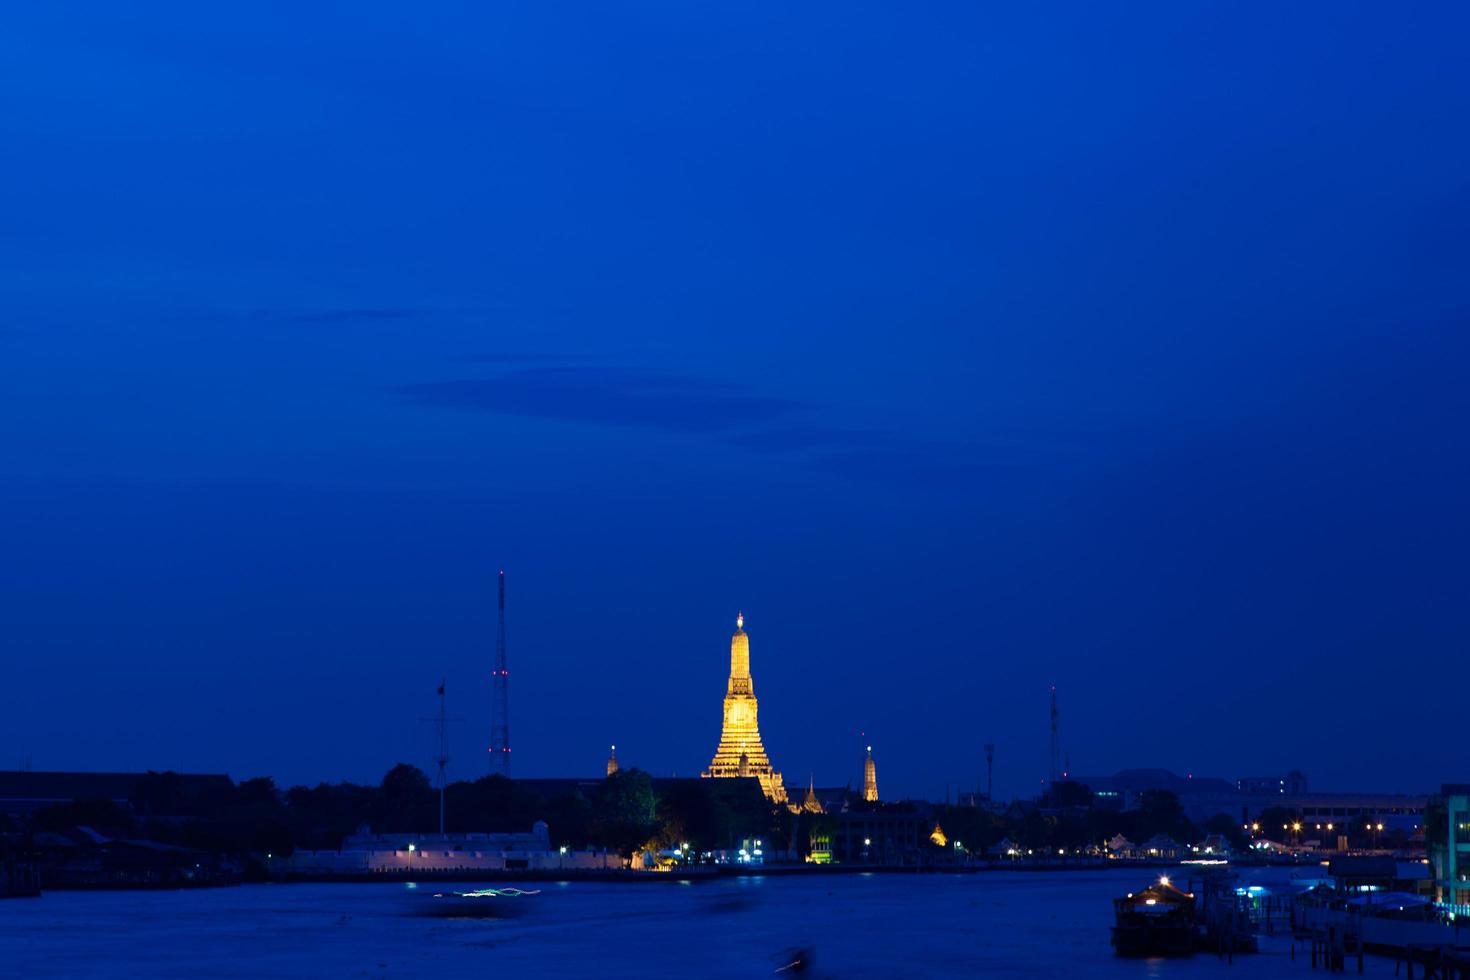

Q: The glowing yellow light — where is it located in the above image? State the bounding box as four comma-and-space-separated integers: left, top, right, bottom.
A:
1159, 875, 1170, 886
736, 612, 743, 630
1145, 898, 1158, 906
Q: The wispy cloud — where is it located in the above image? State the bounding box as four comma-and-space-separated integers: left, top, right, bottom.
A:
249, 307, 495, 325
290, 308, 422, 324
397, 363, 1027, 481
459, 353, 595, 365
291, 307, 493, 326
398, 366, 804, 435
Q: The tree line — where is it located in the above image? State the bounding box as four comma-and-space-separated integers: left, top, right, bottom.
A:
4, 766, 777, 862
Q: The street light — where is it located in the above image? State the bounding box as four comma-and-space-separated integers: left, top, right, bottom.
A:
407, 842, 416, 875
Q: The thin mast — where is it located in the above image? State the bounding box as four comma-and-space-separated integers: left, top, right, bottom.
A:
489, 570, 510, 775
437, 680, 448, 835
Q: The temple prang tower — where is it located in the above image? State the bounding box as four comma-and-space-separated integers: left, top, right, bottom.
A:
702, 612, 787, 803
864, 744, 879, 802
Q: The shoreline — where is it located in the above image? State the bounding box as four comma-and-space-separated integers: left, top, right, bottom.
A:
35, 858, 1206, 891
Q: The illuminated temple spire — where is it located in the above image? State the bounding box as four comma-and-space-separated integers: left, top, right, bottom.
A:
864, 745, 879, 802
606, 744, 619, 777
702, 612, 787, 803
802, 775, 823, 814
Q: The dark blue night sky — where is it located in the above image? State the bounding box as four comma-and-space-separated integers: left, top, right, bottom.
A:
2, 3, 1467, 799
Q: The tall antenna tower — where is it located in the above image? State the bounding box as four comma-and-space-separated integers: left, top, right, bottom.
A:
984, 743, 995, 800
1048, 685, 1060, 785
435, 681, 449, 834
489, 569, 511, 776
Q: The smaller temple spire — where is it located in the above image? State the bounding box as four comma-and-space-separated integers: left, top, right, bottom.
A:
606, 744, 619, 777
802, 775, 823, 813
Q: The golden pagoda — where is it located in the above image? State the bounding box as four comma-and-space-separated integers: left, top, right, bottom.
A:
863, 745, 879, 802
800, 776, 824, 814
606, 744, 619, 777
703, 613, 787, 803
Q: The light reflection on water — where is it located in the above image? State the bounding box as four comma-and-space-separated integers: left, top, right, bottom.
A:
0, 868, 1400, 978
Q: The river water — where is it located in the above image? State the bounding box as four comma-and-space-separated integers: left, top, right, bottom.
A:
1, 868, 1405, 978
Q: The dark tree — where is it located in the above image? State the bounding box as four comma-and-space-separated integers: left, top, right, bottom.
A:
592, 769, 658, 857
542, 791, 594, 849
443, 774, 548, 833
377, 763, 435, 833
285, 781, 380, 848
1131, 789, 1196, 842
1044, 780, 1093, 809
1203, 812, 1248, 850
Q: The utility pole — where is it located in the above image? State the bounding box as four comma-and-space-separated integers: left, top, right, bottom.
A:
489, 570, 510, 776
1048, 686, 1060, 786
984, 743, 995, 801
436, 681, 448, 835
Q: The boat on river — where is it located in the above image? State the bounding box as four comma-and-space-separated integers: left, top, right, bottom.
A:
413, 886, 541, 918
1112, 877, 1199, 956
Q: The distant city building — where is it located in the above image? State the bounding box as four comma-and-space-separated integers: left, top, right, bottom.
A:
1072, 768, 1237, 820
1428, 784, 1470, 912
1074, 767, 1425, 833
831, 803, 934, 864
1237, 770, 1308, 796
1267, 793, 1426, 836
702, 613, 787, 803
864, 746, 879, 802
